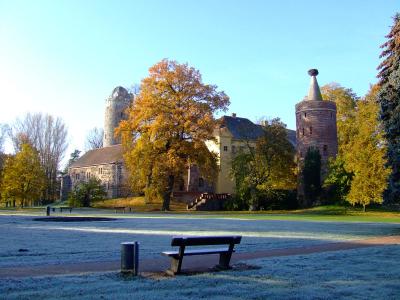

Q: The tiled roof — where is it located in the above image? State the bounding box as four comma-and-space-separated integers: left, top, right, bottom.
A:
69, 144, 123, 168
220, 116, 265, 140
219, 116, 296, 146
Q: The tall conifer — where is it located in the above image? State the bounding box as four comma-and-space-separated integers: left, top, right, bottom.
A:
377, 14, 400, 203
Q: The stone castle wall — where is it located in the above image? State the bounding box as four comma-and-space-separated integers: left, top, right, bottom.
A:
69, 162, 128, 198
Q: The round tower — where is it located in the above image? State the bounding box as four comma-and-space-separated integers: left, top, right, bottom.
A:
103, 86, 132, 147
295, 69, 338, 198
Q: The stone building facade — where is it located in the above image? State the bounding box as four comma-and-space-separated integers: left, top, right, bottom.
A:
68, 144, 128, 198
63, 87, 132, 200
295, 69, 338, 202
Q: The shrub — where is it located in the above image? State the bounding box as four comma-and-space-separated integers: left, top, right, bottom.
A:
68, 178, 106, 207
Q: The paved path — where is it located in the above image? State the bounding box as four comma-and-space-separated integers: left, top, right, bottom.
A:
1, 235, 399, 278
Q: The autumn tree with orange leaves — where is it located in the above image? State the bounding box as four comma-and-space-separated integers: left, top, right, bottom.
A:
117, 60, 230, 210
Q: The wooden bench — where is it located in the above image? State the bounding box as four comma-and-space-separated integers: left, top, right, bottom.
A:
162, 235, 242, 275
59, 207, 72, 213
114, 207, 132, 213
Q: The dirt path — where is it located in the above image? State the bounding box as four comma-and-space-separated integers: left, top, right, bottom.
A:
1, 235, 399, 278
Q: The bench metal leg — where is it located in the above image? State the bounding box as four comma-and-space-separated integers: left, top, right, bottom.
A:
218, 252, 233, 269
218, 243, 235, 269
167, 246, 185, 275
167, 256, 183, 275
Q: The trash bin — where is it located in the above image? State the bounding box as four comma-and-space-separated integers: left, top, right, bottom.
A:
121, 241, 139, 275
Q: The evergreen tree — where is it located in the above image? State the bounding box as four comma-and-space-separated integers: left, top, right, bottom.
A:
302, 147, 321, 206
63, 150, 81, 173
377, 14, 400, 203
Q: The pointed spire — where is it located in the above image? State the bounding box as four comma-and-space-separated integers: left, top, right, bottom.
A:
307, 69, 323, 101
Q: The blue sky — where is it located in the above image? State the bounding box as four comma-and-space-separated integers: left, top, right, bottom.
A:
0, 0, 398, 164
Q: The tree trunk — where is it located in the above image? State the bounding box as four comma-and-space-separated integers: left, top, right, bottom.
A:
363, 204, 366, 212
145, 172, 153, 204
249, 187, 258, 211
162, 175, 174, 211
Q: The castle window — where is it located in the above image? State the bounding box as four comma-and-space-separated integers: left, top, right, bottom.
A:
120, 112, 123, 118
99, 168, 103, 175
323, 145, 328, 155
302, 128, 305, 136
304, 112, 307, 118
198, 178, 204, 188
232, 145, 236, 153
309, 126, 312, 135
75, 173, 80, 180
223, 146, 228, 152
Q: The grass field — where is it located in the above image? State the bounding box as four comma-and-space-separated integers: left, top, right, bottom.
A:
93, 198, 400, 223
2, 198, 400, 223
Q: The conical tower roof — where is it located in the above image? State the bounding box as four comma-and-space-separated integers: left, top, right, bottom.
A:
306, 69, 323, 101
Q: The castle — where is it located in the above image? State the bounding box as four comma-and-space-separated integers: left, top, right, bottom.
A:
63, 69, 337, 205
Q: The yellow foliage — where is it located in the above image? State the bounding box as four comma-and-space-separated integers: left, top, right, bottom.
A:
1, 143, 46, 207
345, 86, 390, 209
116, 59, 230, 210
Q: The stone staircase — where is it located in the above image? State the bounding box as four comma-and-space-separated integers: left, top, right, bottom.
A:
187, 193, 231, 211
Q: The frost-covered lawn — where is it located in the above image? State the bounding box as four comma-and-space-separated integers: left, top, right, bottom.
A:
0, 213, 399, 267
1, 245, 399, 299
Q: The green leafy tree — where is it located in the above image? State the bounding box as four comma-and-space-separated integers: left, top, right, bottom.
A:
302, 147, 321, 206
68, 177, 106, 207
377, 13, 400, 203
323, 156, 353, 203
231, 119, 296, 210
1, 143, 46, 207
117, 59, 229, 211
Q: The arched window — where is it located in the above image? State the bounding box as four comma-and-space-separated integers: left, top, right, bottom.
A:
302, 128, 305, 136
310, 126, 312, 135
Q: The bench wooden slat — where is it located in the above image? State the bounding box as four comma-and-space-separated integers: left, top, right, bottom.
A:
171, 235, 241, 246
162, 248, 234, 257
